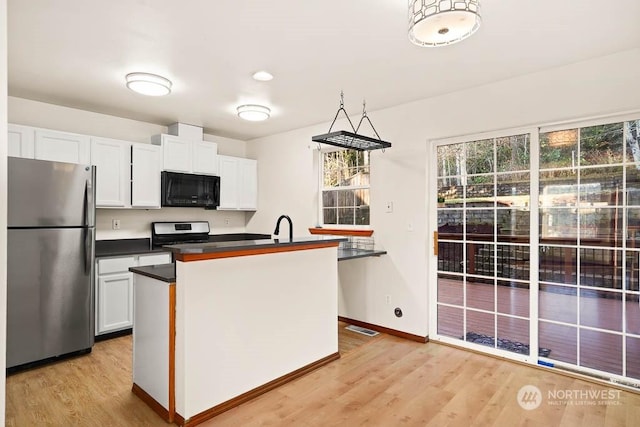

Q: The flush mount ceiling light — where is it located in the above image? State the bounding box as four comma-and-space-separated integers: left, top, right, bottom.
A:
408, 0, 481, 47
237, 104, 271, 121
125, 72, 172, 96
252, 71, 274, 82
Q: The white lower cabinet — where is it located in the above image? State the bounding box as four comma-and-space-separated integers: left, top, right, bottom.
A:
97, 272, 134, 334
96, 252, 171, 336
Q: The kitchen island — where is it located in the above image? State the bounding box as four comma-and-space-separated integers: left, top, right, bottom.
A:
130, 236, 346, 426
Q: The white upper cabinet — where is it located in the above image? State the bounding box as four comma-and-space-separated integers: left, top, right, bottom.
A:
192, 140, 218, 175
218, 155, 239, 209
218, 155, 258, 211
151, 134, 218, 175
34, 129, 90, 165
131, 143, 161, 208
154, 134, 192, 173
8, 124, 35, 158
91, 137, 131, 208
91, 137, 161, 209
238, 158, 258, 210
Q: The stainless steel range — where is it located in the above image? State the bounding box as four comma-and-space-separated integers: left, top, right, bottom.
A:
151, 221, 211, 248
152, 221, 273, 252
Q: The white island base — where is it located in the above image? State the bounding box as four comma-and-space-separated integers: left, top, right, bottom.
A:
131, 239, 341, 426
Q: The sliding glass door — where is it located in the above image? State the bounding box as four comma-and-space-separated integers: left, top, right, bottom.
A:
538, 120, 640, 380
432, 117, 640, 384
434, 131, 534, 360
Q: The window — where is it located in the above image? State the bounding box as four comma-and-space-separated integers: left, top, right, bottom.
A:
321, 149, 370, 226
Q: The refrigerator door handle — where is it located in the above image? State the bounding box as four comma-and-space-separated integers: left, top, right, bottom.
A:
84, 227, 95, 275
84, 175, 95, 227
84, 227, 90, 274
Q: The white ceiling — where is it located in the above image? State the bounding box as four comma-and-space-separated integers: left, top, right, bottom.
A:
8, 0, 640, 140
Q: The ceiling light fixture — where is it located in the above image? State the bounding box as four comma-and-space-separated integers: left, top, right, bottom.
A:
237, 104, 271, 121
252, 71, 274, 82
125, 72, 172, 96
408, 0, 481, 47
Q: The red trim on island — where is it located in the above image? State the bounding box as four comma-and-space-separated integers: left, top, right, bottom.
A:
175, 242, 340, 262
176, 352, 340, 426
168, 284, 176, 423
132, 383, 171, 422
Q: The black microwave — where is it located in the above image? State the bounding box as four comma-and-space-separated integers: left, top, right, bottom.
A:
161, 171, 220, 208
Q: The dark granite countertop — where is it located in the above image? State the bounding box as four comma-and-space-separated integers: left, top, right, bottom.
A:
129, 263, 175, 282
96, 233, 273, 258
338, 248, 388, 261
165, 236, 347, 255
95, 238, 161, 257
128, 243, 385, 281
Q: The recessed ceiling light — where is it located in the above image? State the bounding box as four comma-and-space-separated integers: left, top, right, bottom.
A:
125, 72, 172, 96
252, 71, 274, 82
237, 105, 271, 121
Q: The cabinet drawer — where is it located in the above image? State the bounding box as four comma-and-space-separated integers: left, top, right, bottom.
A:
98, 256, 136, 274
137, 252, 172, 267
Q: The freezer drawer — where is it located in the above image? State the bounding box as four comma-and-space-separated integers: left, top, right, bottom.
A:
7, 228, 95, 368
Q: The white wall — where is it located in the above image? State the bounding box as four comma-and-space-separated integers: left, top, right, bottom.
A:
247, 48, 640, 337
0, 0, 7, 421
95, 208, 247, 240
8, 97, 164, 143
8, 97, 249, 239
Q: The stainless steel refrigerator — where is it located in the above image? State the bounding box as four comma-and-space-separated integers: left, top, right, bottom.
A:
7, 157, 96, 369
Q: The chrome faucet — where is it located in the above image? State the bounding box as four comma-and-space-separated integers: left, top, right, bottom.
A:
274, 215, 293, 241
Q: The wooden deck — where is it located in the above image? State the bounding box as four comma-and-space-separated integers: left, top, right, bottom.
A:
437, 277, 640, 379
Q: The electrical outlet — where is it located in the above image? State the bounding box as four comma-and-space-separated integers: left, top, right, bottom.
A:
224, 218, 230, 226
385, 295, 391, 305
112, 219, 121, 230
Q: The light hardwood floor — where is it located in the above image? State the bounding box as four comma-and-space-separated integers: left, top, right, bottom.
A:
6, 323, 640, 426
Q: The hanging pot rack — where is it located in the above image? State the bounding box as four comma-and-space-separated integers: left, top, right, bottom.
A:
311, 92, 392, 152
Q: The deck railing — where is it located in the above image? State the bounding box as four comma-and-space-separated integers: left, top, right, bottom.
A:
438, 232, 638, 290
